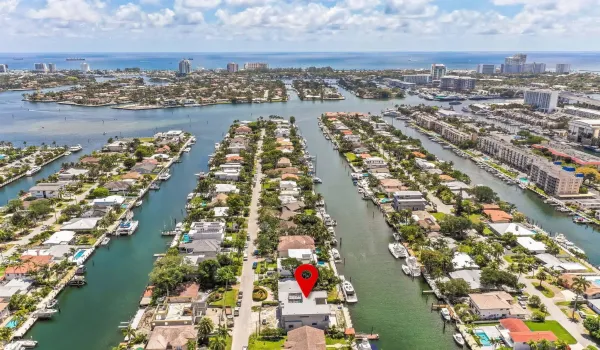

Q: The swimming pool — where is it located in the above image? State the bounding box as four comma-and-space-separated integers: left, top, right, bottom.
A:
182, 234, 191, 243
474, 329, 492, 346
73, 249, 86, 260
6, 319, 18, 329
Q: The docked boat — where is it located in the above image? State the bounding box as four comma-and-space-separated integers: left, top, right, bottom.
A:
461, 106, 471, 113
453, 333, 465, 346
75, 265, 86, 275
341, 279, 358, 303
449, 101, 462, 105
116, 220, 139, 235
402, 265, 411, 275
214, 143, 220, 150
382, 108, 401, 117
64, 151, 72, 155
150, 183, 160, 190
190, 137, 196, 144
327, 227, 336, 237
183, 147, 191, 153
6, 340, 38, 350
440, 308, 451, 321
406, 256, 421, 277
69, 144, 83, 152
357, 338, 372, 350
46, 299, 58, 309
187, 193, 196, 201
101, 237, 111, 245
388, 242, 407, 259
313, 177, 323, 184
331, 248, 341, 261
34, 308, 59, 319
25, 166, 41, 176
68, 275, 86, 286
158, 172, 171, 181
392, 232, 401, 241
135, 200, 142, 207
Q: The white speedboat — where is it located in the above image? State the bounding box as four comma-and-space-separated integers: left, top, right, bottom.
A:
341, 280, 358, 303
406, 256, 421, 277
150, 183, 160, 190
440, 307, 451, 321
357, 338, 372, 350
64, 151, 72, 155
47, 299, 58, 309
453, 333, 465, 346
135, 200, 142, 207
187, 193, 195, 201
101, 237, 111, 245
331, 248, 341, 261
190, 137, 196, 144
69, 144, 83, 152
183, 147, 191, 152
388, 243, 407, 259
313, 177, 323, 184
158, 172, 171, 181
26, 166, 41, 176
402, 265, 411, 275
116, 220, 139, 235
34, 308, 59, 319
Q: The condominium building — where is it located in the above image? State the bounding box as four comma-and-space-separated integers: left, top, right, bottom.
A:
529, 160, 583, 196
524, 90, 559, 113
0, 64, 6, 73
80, 62, 90, 72
439, 76, 476, 90
523, 63, 546, 74
567, 119, 600, 143
501, 64, 523, 74
226, 62, 238, 73
415, 114, 474, 144
34, 63, 47, 73
48, 63, 57, 73
403, 74, 432, 85
556, 64, 571, 74
414, 113, 437, 129
178, 59, 191, 75
243, 62, 268, 70
564, 106, 600, 119
477, 136, 535, 171
430, 64, 447, 80
441, 127, 473, 144
505, 53, 527, 66
476, 64, 495, 75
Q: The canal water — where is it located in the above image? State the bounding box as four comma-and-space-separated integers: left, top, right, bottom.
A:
0, 84, 596, 349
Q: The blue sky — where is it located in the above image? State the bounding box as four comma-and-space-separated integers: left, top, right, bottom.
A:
1, 0, 599, 52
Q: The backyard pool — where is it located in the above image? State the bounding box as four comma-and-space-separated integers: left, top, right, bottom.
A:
73, 249, 86, 260
6, 319, 18, 329
474, 329, 492, 346
182, 234, 191, 243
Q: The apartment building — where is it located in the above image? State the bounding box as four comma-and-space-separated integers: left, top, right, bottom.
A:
477, 136, 535, 171
430, 64, 447, 80
564, 106, 600, 119
568, 119, 600, 144
523, 63, 546, 74
34, 63, 47, 73
439, 76, 476, 90
441, 127, 473, 144
403, 74, 432, 85
48, 63, 57, 73
226, 62, 238, 73
414, 113, 437, 129
244, 62, 268, 70
529, 160, 583, 196
476, 64, 495, 75
556, 64, 571, 74
524, 90, 559, 113
178, 59, 191, 75
0, 64, 7, 73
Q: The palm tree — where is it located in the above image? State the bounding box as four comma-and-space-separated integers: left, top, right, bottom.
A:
537, 339, 552, 350
554, 340, 569, 350
536, 270, 547, 289
121, 325, 136, 344
196, 317, 214, 344
490, 337, 502, 350
527, 340, 539, 350
215, 324, 230, 339
208, 336, 227, 350
572, 275, 592, 319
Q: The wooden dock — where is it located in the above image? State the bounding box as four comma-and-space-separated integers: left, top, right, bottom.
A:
356, 333, 380, 340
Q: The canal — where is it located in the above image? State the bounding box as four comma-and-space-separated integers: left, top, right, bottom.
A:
384, 117, 600, 266
0, 83, 595, 349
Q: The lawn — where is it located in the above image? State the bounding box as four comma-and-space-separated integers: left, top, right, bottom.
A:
248, 335, 286, 349
210, 288, 239, 307
524, 321, 577, 344
468, 214, 482, 224
255, 261, 277, 275
325, 337, 349, 346
345, 152, 356, 161
432, 212, 446, 221
535, 283, 555, 298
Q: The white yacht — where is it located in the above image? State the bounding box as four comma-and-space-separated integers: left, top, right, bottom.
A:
101, 237, 111, 245
25, 166, 41, 176
214, 142, 220, 150
149, 183, 160, 190
440, 308, 451, 321
388, 242, 407, 259
158, 172, 171, 181
34, 308, 59, 319
331, 248, 341, 261
453, 333, 465, 346
187, 192, 196, 201
313, 177, 323, 184
183, 147, 191, 153
190, 137, 196, 144
357, 338, 372, 350
341, 279, 358, 303
402, 265, 411, 275
406, 256, 421, 277
69, 144, 83, 152
135, 200, 143, 207
116, 220, 139, 235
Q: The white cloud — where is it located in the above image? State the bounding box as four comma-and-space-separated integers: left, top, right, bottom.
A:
0, 0, 19, 13
147, 8, 175, 27
342, 0, 379, 10
27, 0, 102, 23
383, 0, 437, 17
178, 0, 221, 8
224, 0, 273, 6
139, 0, 160, 4
115, 3, 143, 20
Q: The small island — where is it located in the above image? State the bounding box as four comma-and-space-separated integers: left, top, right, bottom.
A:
292, 79, 344, 101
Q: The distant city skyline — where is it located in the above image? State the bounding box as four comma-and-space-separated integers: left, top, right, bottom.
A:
2, 0, 600, 52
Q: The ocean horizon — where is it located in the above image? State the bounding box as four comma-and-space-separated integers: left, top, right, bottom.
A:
2, 51, 600, 71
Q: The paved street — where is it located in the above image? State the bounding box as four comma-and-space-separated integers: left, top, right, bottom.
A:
231, 129, 265, 349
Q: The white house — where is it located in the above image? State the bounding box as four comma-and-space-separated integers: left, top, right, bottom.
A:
280, 181, 298, 191
415, 158, 436, 170
277, 249, 317, 276
213, 207, 229, 217
364, 157, 387, 169
452, 252, 479, 270
58, 168, 89, 180
43, 231, 76, 246
61, 218, 100, 232
275, 127, 290, 138
488, 223, 536, 237
188, 221, 225, 241
29, 182, 67, 199
214, 184, 239, 194
92, 195, 126, 208
517, 237, 547, 254
469, 292, 527, 320
105, 141, 128, 152
278, 280, 331, 331
214, 169, 241, 181
343, 135, 361, 143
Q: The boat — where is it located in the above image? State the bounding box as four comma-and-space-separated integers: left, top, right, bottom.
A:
68, 275, 86, 286
64, 151, 72, 155
402, 265, 411, 275
313, 177, 323, 184
388, 243, 407, 259
406, 256, 421, 277
392, 232, 401, 241
357, 338, 372, 350
158, 172, 171, 181
341, 279, 358, 303
47, 299, 58, 309
75, 265, 86, 275
327, 227, 336, 236
34, 308, 59, 319
183, 147, 191, 153
101, 237, 111, 245
461, 106, 471, 112
331, 248, 341, 261
449, 101, 462, 105
440, 308, 451, 321
18, 340, 38, 348
135, 200, 143, 207
116, 220, 139, 235
69, 144, 83, 152
214, 143, 220, 150
150, 183, 160, 190
25, 166, 41, 176
382, 108, 401, 117
453, 333, 465, 346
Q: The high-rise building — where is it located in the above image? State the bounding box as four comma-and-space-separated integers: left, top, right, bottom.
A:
80, 62, 90, 72
243, 62, 268, 70
0, 64, 7, 73
439, 76, 476, 90
524, 90, 559, 113
528, 160, 583, 196
476, 64, 495, 75
523, 63, 546, 74
430, 64, 446, 80
48, 63, 57, 73
34, 63, 47, 73
505, 53, 527, 66
501, 64, 523, 74
227, 62, 239, 73
556, 64, 571, 74
178, 59, 191, 75
402, 74, 431, 85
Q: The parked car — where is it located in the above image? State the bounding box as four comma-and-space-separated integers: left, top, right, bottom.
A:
252, 262, 258, 269
579, 310, 587, 319
243, 252, 248, 261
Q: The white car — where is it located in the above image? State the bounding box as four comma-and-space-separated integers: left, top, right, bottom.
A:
243, 252, 248, 261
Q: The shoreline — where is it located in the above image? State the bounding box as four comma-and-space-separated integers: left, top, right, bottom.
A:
0, 151, 68, 189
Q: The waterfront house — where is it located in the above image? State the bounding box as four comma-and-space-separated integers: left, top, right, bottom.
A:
188, 221, 225, 241
213, 207, 229, 217
214, 184, 239, 194
277, 157, 292, 168
156, 145, 170, 154
228, 141, 248, 153
92, 195, 126, 208
0, 280, 32, 301
121, 171, 142, 180
468, 291, 527, 319
487, 223, 535, 237
29, 182, 66, 199
280, 180, 298, 191
132, 162, 157, 174
412, 211, 441, 232
278, 236, 315, 257
392, 191, 427, 211
4, 255, 53, 281
151, 301, 202, 328
282, 174, 299, 181
278, 249, 317, 277
266, 167, 300, 176
60, 217, 100, 232
145, 325, 197, 350
483, 209, 513, 223
178, 238, 221, 257
43, 230, 76, 246
278, 280, 331, 331
343, 134, 361, 143
535, 254, 587, 273
80, 156, 100, 164
225, 154, 244, 163
452, 252, 480, 270
497, 318, 557, 349
105, 141, 128, 152
214, 168, 241, 181
364, 156, 387, 169
284, 326, 326, 349
449, 270, 482, 291
276, 127, 290, 138
105, 181, 132, 193
516, 237, 547, 254
378, 179, 405, 195
58, 168, 89, 180
234, 126, 252, 135
415, 158, 436, 170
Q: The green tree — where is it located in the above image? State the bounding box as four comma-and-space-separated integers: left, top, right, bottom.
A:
208, 336, 227, 350
6, 199, 24, 213
91, 187, 110, 198
196, 316, 215, 344
437, 278, 470, 302
572, 275, 592, 319
470, 185, 498, 203
536, 270, 547, 288
226, 194, 245, 216
28, 199, 52, 221
123, 158, 136, 169
439, 215, 472, 240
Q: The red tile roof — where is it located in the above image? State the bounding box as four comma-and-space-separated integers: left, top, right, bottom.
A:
510, 331, 557, 343
499, 318, 530, 333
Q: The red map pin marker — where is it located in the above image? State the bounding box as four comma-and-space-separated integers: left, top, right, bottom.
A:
294, 264, 319, 297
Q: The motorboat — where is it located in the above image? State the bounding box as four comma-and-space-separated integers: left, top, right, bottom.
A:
150, 183, 160, 190
158, 172, 171, 181
388, 243, 407, 259
25, 166, 41, 176
187, 192, 196, 201
69, 144, 83, 152
327, 227, 336, 237
341, 278, 358, 303
68, 275, 86, 286
47, 299, 58, 309
183, 147, 191, 153
135, 200, 142, 207
6, 340, 38, 350
453, 333, 465, 346
64, 151, 72, 155
313, 177, 323, 184
190, 137, 196, 144
440, 308, 451, 321
101, 237, 111, 245
215, 142, 220, 150
392, 232, 401, 241
34, 308, 59, 319
331, 248, 341, 261
75, 265, 86, 275
402, 265, 411, 275
116, 220, 139, 235
357, 338, 372, 350
406, 256, 421, 277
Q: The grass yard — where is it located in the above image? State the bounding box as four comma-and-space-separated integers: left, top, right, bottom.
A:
432, 212, 446, 221
524, 321, 577, 344
535, 283, 555, 298
345, 152, 356, 161
468, 214, 482, 224
210, 288, 239, 307
248, 335, 286, 349
325, 337, 350, 346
